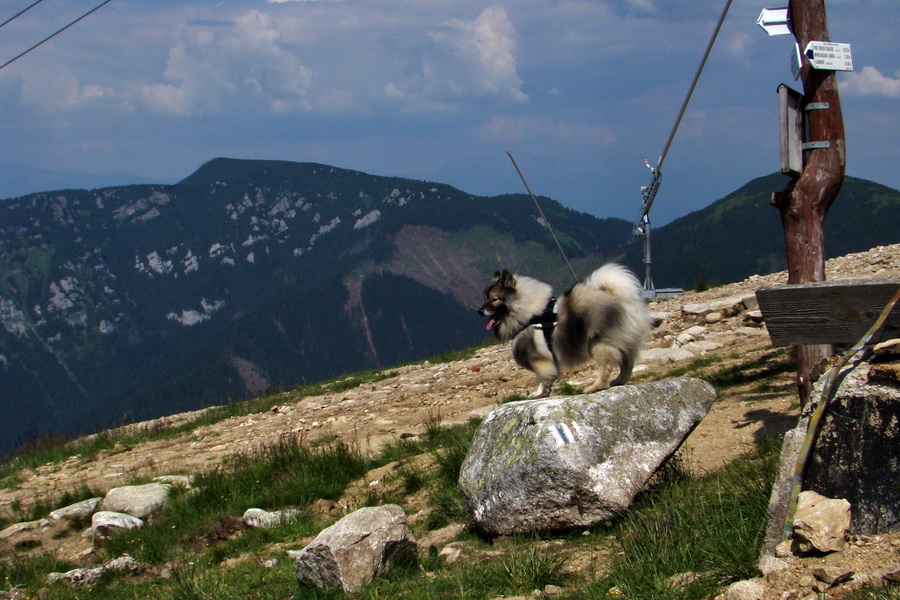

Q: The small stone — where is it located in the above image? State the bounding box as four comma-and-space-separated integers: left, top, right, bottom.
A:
813, 566, 854, 586
705, 311, 724, 324
544, 584, 563, 595
723, 579, 765, 600
775, 540, 794, 558
759, 555, 790, 576
438, 546, 461, 564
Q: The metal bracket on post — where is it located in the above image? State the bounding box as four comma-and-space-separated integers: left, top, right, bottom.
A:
802, 141, 831, 150
805, 102, 829, 111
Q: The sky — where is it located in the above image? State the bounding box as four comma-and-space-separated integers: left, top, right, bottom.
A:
1, 0, 898, 225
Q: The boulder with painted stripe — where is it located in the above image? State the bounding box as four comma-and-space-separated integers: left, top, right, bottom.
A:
458, 378, 715, 535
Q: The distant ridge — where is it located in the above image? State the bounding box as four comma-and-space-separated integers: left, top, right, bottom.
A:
621, 172, 900, 290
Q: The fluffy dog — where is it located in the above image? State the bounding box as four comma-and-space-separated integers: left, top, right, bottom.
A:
478, 264, 652, 398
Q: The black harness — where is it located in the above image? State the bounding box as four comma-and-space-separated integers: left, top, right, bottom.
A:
528, 297, 557, 348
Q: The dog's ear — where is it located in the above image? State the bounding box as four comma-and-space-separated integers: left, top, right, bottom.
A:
500, 269, 516, 290
491, 271, 502, 284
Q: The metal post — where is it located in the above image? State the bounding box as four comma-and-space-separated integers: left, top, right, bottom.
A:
642, 218, 654, 299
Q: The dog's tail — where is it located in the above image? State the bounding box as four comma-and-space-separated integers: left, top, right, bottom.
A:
582, 263, 643, 301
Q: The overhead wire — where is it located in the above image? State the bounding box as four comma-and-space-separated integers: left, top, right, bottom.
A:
0, 0, 114, 72
0, 0, 47, 29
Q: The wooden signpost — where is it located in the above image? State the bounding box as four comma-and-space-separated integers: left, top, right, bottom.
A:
769, 0, 848, 406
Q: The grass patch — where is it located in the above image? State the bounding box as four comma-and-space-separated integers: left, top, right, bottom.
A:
593, 437, 781, 599
500, 537, 573, 589
102, 433, 371, 564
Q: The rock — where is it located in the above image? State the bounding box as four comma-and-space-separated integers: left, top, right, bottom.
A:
882, 562, 900, 583
761, 421, 809, 558
705, 311, 724, 324
295, 504, 417, 592
649, 311, 671, 326
458, 378, 716, 535
741, 294, 759, 311
682, 303, 711, 315
758, 555, 789, 576
869, 361, 900, 383
640, 347, 695, 364
812, 566, 854, 586
793, 491, 850, 554
242, 507, 303, 528
709, 296, 746, 313
675, 325, 708, 346
438, 546, 461, 564
47, 497, 102, 523
744, 310, 765, 323
47, 554, 141, 587
803, 361, 900, 534
99, 483, 172, 518
683, 340, 723, 354
544, 584, 563, 595
0, 520, 41, 541
153, 475, 194, 489
91, 511, 144, 544
735, 326, 766, 336
419, 523, 465, 549
872, 338, 900, 357
722, 579, 765, 600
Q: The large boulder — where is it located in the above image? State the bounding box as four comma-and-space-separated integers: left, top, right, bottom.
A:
803, 360, 900, 534
459, 378, 716, 535
99, 483, 172, 518
91, 511, 144, 544
295, 504, 417, 592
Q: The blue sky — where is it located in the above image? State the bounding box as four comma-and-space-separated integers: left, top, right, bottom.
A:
1, 0, 898, 225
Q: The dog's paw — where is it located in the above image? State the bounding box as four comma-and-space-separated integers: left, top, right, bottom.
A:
528, 385, 551, 399
583, 382, 610, 394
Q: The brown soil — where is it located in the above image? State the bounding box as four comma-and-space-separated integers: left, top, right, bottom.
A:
1, 244, 898, 599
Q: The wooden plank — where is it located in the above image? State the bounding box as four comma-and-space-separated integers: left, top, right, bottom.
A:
755, 278, 900, 346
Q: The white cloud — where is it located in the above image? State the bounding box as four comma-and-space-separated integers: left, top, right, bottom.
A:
431, 6, 528, 102
137, 10, 314, 117
840, 66, 900, 99
385, 5, 528, 110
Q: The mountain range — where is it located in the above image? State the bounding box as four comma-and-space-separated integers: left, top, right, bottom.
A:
1, 158, 897, 454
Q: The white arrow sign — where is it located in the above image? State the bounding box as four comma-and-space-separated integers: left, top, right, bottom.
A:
804, 41, 853, 71
757, 7, 791, 36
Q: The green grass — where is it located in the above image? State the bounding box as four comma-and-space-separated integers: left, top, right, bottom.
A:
2, 422, 789, 600
102, 434, 371, 565
588, 437, 781, 600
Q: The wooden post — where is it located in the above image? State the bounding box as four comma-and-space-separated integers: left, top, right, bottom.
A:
771, 0, 846, 407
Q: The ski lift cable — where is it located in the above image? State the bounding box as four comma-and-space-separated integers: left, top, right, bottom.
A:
0, 0, 114, 72
507, 151, 579, 284
635, 0, 734, 230
0, 0, 47, 30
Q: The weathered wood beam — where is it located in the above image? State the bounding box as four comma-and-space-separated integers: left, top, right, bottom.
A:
756, 278, 900, 346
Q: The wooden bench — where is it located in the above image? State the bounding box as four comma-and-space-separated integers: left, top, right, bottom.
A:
755, 277, 900, 347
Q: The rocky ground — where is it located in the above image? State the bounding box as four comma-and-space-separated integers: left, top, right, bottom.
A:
1, 243, 898, 600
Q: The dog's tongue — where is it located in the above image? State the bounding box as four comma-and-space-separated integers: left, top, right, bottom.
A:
486, 318, 496, 331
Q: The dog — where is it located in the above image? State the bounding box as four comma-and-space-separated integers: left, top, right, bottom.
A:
478, 264, 652, 398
